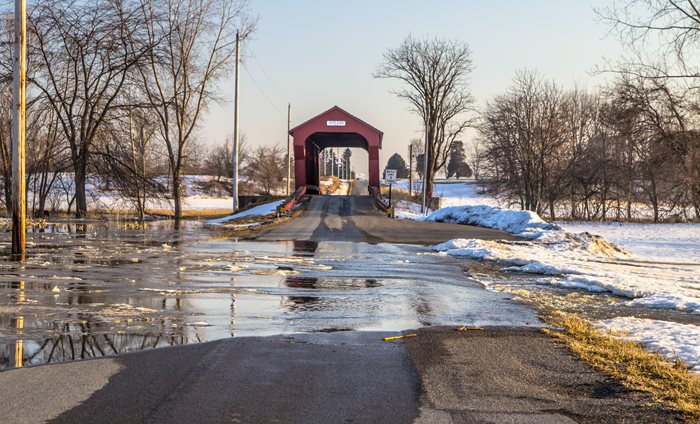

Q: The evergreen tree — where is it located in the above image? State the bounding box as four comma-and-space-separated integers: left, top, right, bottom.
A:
447, 141, 472, 178
385, 153, 409, 178
342, 148, 352, 179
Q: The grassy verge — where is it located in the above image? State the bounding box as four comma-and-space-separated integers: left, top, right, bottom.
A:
543, 312, 700, 420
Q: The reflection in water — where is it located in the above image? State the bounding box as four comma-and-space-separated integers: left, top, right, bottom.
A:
13, 281, 24, 368
292, 240, 318, 257
0, 222, 541, 371
285, 276, 318, 289
1, 329, 190, 369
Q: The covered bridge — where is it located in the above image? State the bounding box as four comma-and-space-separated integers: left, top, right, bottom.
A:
290, 106, 383, 193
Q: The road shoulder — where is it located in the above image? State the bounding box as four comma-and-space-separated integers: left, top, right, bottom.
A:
404, 326, 683, 423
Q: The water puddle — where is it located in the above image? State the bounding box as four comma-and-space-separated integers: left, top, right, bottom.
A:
0, 221, 538, 370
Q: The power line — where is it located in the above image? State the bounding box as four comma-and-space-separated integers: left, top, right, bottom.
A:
252, 54, 287, 103
242, 62, 284, 116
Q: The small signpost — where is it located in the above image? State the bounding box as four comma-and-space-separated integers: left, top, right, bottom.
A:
385, 169, 397, 217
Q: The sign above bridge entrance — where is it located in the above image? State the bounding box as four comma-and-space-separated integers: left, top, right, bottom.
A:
326, 120, 346, 126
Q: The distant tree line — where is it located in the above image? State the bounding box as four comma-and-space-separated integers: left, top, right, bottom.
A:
477, 70, 700, 222
474, 0, 700, 222
320, 148, 352, 180
378, 2, 700, 223
385, 140, 471, 181
0, 0, 254, 223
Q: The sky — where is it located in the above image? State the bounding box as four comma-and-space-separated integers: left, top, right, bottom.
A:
203, 0, 624, 175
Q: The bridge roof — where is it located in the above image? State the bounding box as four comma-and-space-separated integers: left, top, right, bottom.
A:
290, 106, 383, 148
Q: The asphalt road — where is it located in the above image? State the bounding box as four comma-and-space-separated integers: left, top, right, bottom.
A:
0, 184, 682, 423
0, 329, 678, 423
255, 181, 514, 244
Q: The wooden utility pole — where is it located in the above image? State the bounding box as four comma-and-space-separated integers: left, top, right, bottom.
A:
286, 103, 291, 195
11, 0, 26, 260
232, 31, 241, 212
408, 144, 413, 197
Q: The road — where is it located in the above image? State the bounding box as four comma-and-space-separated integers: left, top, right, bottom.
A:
0, 185, 682, 423
255, 180, 514, 244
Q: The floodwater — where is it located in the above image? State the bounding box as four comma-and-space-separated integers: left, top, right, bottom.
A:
0, 221, 538, 370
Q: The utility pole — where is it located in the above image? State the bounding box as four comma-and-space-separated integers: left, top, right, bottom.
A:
11, 0, 26, 260
408, 144, 413, 197
232, 31, 240, 212
286, 103, 291, 195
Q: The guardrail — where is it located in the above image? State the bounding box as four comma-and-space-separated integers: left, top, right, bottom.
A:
368, 186, 391, 217
277, 185, 307, 216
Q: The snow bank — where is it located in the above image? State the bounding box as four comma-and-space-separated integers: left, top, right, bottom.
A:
424, 205, 559, 239
206, 200, 283, 225
394, 200, 427, 220
331, 180, 350, 196
429, 207, 700, 314
434, 233, 700, 313
596, 317, 700, 373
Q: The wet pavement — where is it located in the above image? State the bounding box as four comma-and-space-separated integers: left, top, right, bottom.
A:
0, 220, 538, 370
0, 203, 684, 424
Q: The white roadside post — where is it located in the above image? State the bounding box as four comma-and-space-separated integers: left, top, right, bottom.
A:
385, 169, 397, 218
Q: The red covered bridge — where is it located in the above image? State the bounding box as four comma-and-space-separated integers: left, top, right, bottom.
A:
290, 106, 383, 194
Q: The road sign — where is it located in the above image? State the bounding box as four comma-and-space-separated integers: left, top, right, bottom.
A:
385, 169, 397, 184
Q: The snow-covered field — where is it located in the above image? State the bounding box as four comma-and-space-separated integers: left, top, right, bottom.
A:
26, 174, 244, 213
558, 222, 700, 264
393, 178, 700, 371
390, 179, 500, 208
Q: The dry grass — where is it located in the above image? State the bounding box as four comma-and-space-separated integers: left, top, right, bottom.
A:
543, 312, 700, 421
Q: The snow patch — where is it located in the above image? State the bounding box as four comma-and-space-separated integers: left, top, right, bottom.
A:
206, 200, 283, 225
596, 317, 700, 373
424, 205, 559, 239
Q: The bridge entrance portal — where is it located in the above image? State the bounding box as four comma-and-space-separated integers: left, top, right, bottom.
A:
290, 106, 383, 194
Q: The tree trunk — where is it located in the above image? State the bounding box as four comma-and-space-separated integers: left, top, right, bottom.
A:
549, 199, 556, 221
172, 170, 182, 228
74, 159, 88, 218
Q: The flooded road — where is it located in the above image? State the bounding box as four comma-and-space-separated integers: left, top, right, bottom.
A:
0, 220, 538, 370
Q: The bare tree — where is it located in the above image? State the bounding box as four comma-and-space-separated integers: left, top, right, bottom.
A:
480, 70, 567, 215
598, 1, 700, 84
466, 139, 483, 181
246, 144, 284, 195
375, 36, 475, 202
28, 0, 150, 218
205, 138, 233, 181
93, 101, 167, 221
26, 104, 70, 217
137, 0, 253, 226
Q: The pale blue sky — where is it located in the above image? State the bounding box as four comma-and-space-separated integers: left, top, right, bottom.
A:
203, 0, 623, 173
